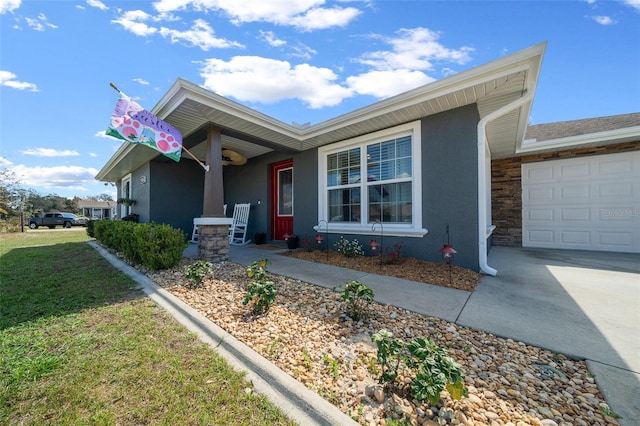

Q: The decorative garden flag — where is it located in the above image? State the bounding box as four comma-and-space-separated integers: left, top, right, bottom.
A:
106, 95, 182, 162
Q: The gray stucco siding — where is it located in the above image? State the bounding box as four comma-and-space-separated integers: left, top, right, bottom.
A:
149, 159, 205, 238
221, 104, 481, 270
420, 104, 480, 270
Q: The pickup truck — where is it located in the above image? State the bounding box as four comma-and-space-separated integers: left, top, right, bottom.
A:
29, 212, 87, 229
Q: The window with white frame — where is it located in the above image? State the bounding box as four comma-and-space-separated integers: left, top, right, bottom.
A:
318, 121, 427, 237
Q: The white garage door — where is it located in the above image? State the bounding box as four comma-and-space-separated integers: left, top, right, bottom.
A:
522, 151, 640, 253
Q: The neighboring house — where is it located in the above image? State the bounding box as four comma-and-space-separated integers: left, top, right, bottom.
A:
96, 43, 552, 274
492, 113, 640, 252
77, 200, 117, 220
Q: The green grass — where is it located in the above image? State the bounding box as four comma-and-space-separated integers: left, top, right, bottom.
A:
0, 229, 296, 425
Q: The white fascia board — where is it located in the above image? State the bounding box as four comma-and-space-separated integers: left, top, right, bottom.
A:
517, 126, 640, 154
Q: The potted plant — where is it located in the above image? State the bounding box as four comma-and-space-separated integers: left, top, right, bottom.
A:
284, 233, 299, 250
117, 198, 135, 206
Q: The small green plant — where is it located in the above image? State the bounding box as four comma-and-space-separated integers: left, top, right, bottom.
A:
371, 329, 404, 383
335, 280, 374, 320
301, 347, 313, 369
323, 354, 341, 379
371, 329, 468, 405
183, 260, 212, 287
334, 236, 364, 257
600, 405, 622, 419
242, 259, 276, 315
266, 338, 282, 359
385, 418, 412, 426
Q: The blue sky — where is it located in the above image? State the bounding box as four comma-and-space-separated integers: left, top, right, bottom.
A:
1, 0, 639, 199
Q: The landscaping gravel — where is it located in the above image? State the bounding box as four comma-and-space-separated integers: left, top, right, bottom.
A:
147, 259, 620, 426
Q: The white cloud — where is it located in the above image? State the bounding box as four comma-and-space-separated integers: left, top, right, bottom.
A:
0, 70, 38, 91
289, 6, 361, 31
133, 78, 150, 85
1, 157, 99, 191
87, 0, 108, 11
258, 30, 286, 47
14, 164, 100, 190
89, 153, 98, 158
356, 27, 473, 72
0, 156, 13, 168
200, 56, 352, 108
111, 10, 158, 37
622, 0, 640, 11
25, 13, 57, 31
0, 0, 20, 14
289, 43, 317, 60
21, 148, 80, 157
346, 69, 434, 98
591, 15, 616, 25
153, 0, 361, 29
159, 19, 244, 50
441, 67, 457, 77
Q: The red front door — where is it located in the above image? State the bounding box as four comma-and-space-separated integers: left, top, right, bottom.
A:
270, 159, 294, 241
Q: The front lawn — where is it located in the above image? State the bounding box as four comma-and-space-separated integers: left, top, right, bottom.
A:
0, 230, 295, 425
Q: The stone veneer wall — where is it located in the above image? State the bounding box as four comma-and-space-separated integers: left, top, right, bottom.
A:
197, 224, 230, 262
491, 141, 640, 247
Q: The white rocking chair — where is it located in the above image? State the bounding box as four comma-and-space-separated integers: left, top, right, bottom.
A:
191, 204, 227, 243
229, 203, 251, 246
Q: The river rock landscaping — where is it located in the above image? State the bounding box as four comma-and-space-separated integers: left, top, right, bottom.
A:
147, 258, 620, 426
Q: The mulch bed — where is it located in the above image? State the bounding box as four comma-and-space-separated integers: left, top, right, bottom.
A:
281, 249, 481, 292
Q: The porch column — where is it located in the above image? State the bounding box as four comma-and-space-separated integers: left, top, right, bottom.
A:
197, 126, 232, 262
202, 126, 225, 217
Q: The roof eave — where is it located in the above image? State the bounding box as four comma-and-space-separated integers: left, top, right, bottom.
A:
517, 125, 640, 154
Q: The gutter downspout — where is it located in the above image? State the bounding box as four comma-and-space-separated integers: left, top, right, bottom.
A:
477, 87, 534, 276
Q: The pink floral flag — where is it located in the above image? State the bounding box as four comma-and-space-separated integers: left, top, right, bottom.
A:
106, 95, 182, 162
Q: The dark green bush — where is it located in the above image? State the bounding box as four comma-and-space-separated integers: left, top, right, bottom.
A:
86, 219, 96, 238
134, 224, 187, 270
93, 220, 187, 270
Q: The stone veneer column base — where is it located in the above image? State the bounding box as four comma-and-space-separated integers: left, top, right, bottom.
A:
194, 217, 233, 263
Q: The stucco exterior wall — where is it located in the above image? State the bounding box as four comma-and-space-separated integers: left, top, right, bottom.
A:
148, 159, 205, 237
420, 104, 480, 270
491, 141, 640, 247
222, 105, 482, 270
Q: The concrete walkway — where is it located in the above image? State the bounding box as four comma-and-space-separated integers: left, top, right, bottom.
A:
208, 243, 640, 426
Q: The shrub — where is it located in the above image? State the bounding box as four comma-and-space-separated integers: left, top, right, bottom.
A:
242, 259, 275, 315
383, 243, 404, 265
184, 260, 212, 288
92, 220, 187, 270
86, 219, 96, 238
334, 236, 363, 257
372, 329, 468, 405
335, 280, 374, 321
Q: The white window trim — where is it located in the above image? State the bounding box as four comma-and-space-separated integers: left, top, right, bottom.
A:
120, 173, 132, 218
317, 120, 427, 238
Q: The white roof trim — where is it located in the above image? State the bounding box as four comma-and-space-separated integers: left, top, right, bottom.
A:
517, 125, 640, 154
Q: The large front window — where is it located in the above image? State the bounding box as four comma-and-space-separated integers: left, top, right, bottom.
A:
318, 121, 426, 237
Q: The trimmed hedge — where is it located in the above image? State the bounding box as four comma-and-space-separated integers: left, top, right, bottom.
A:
90, 220, 187, 270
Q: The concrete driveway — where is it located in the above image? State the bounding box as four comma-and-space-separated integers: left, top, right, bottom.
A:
457, 246, 640, 425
